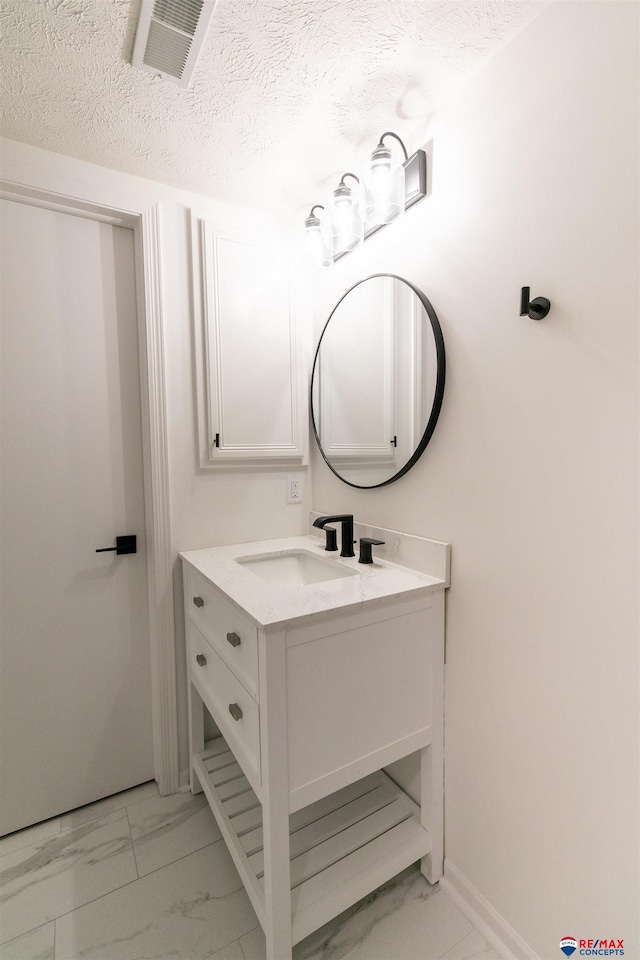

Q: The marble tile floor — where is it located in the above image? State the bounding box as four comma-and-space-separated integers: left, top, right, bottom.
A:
0, 783, 499, 960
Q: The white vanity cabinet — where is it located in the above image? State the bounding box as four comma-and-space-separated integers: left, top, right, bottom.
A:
182, 536, 446, 960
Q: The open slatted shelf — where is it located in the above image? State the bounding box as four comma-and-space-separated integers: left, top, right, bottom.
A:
193, 738, 432, 945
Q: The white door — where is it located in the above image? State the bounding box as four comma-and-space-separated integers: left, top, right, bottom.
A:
0, 199, 154, 835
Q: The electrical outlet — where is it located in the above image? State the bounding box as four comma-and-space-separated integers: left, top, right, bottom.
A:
286, 474, 303, 504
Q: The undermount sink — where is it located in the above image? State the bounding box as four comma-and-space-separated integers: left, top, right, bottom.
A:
235, 549, 358, 587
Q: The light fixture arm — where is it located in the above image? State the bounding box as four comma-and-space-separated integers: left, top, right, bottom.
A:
338, 173, 360, 188
378, 132, 409, 162
309, 204, 325, 217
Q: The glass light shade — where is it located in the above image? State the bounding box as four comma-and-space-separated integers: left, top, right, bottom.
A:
304, 211, 333, 266
328, 184, 364, 255
365, 144, 405, 226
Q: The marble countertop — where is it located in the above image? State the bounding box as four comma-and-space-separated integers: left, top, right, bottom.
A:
180, 535, 446, 631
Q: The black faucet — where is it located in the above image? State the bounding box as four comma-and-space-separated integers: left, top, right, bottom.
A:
313, 515, 355, 558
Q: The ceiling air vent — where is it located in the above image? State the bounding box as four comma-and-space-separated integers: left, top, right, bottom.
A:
131, 0, 217, 88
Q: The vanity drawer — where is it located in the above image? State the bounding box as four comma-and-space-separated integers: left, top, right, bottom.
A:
188, 621, 261, 786
186, 569, 258, 699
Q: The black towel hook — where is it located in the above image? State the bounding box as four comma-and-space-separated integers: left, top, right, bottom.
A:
520, 286, 550, 321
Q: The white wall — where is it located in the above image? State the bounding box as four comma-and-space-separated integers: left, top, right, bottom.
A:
2, 1, 637, 950
309, 2, 639, 957
0, 138, 311, 775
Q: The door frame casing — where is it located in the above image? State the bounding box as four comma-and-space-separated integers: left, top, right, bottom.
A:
0, 178, 179, 795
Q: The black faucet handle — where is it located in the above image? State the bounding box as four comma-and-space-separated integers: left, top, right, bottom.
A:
322, 526, 338, 552
358, 538, 385, 564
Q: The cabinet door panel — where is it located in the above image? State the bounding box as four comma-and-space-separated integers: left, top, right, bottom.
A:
286, 608, 432, 797
200, 222, 303, 462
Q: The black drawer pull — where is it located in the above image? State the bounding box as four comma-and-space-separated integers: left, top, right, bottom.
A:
228, 702, 243, 721
196, 654, 207, 667
226, 631, 241, 648
193, 596, 204, 608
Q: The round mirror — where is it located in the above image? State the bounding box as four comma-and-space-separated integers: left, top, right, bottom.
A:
311, 274, 445, 488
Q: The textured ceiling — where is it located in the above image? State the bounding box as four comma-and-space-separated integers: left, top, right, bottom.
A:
1, 0, 545, 219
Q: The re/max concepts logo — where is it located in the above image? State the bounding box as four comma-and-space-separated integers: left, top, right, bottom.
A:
560, 937, 625, 956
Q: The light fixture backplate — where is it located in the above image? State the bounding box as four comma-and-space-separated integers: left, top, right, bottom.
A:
403, 150, 427, 209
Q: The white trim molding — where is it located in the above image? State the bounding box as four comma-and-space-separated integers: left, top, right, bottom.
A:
441, 860, 539, 960
138, 204, 179, 795
1, 177, 179, 796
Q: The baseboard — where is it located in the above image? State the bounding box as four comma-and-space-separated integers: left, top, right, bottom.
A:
178, 767, 191, 793
441, 860, 539, 960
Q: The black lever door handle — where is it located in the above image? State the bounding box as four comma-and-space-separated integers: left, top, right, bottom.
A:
96, 535, 137, 555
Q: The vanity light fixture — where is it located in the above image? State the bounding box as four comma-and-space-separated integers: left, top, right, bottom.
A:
304, 131, 427, 266
365, 132, 407, 226
304, 205, 333, 266
327, 173, 364, 255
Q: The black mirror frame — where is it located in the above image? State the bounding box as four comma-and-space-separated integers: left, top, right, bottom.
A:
310, 273, 446, 489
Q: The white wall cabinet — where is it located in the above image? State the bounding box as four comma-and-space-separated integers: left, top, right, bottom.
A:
192, 216, 306, 467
